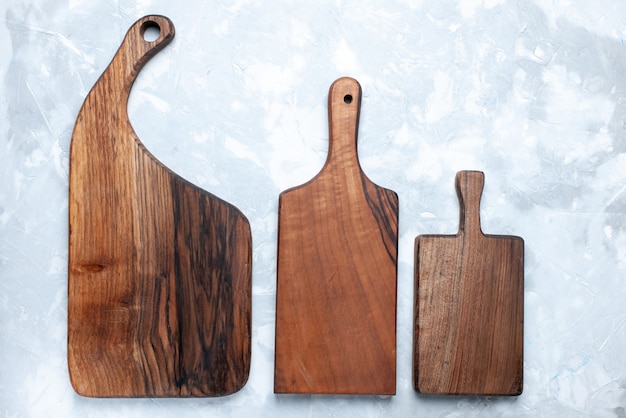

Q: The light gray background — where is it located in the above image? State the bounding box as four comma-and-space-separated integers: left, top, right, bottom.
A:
2, 0, 625, 416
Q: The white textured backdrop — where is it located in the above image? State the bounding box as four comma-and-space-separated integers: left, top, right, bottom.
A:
2, 0, 626, 416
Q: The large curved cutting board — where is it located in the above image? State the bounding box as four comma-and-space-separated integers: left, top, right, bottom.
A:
68, 16, 252, 397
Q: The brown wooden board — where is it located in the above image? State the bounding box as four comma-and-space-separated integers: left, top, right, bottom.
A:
274, 77, 398, 395
68, 16, 252, 397
413, 170, 523, 396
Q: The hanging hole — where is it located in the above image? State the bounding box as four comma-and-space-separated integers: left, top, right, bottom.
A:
344, 94, 353, 104
141, 21, 160, 42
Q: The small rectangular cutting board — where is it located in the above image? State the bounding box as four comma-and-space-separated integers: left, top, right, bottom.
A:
413, 171, 524, 396
274, 77, 398, 395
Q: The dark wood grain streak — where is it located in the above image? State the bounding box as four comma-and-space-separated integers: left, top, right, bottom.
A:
68, 16, 251, 397
413, 171, 523, 396
274, 77, 398, 395
362, 178, 399, 263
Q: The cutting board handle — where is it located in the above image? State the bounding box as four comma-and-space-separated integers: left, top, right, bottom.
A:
326, 77, 362, 173
456, 170, 484, 237
108, 15, 175, 96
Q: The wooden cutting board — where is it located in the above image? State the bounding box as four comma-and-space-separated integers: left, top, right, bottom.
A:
274, 77, 398, 395
68, 15, 252, 397
414, 170, 523, 395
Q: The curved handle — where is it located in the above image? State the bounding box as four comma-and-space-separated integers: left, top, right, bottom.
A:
326, 77, 362, 171
113, 15, 175, 93
456, 170, 484, 237
72, 15, 176, 168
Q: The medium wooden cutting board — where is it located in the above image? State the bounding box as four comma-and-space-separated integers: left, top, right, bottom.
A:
274, 77, 399, 395
414, 170, 523, 395
68, 16, 252, 397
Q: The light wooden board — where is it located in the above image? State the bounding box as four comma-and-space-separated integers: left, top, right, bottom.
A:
274, 77, 399, 395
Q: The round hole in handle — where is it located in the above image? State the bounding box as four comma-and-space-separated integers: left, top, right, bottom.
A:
344, 94, 353, 104
141, 21, 161, 42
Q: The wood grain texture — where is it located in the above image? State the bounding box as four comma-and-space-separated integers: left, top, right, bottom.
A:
274, 77, 398, 395
68, 16, 252, 397
414, 171, 523, 396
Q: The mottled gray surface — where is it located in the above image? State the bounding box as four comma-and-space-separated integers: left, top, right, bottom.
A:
1, 0, 625, 416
